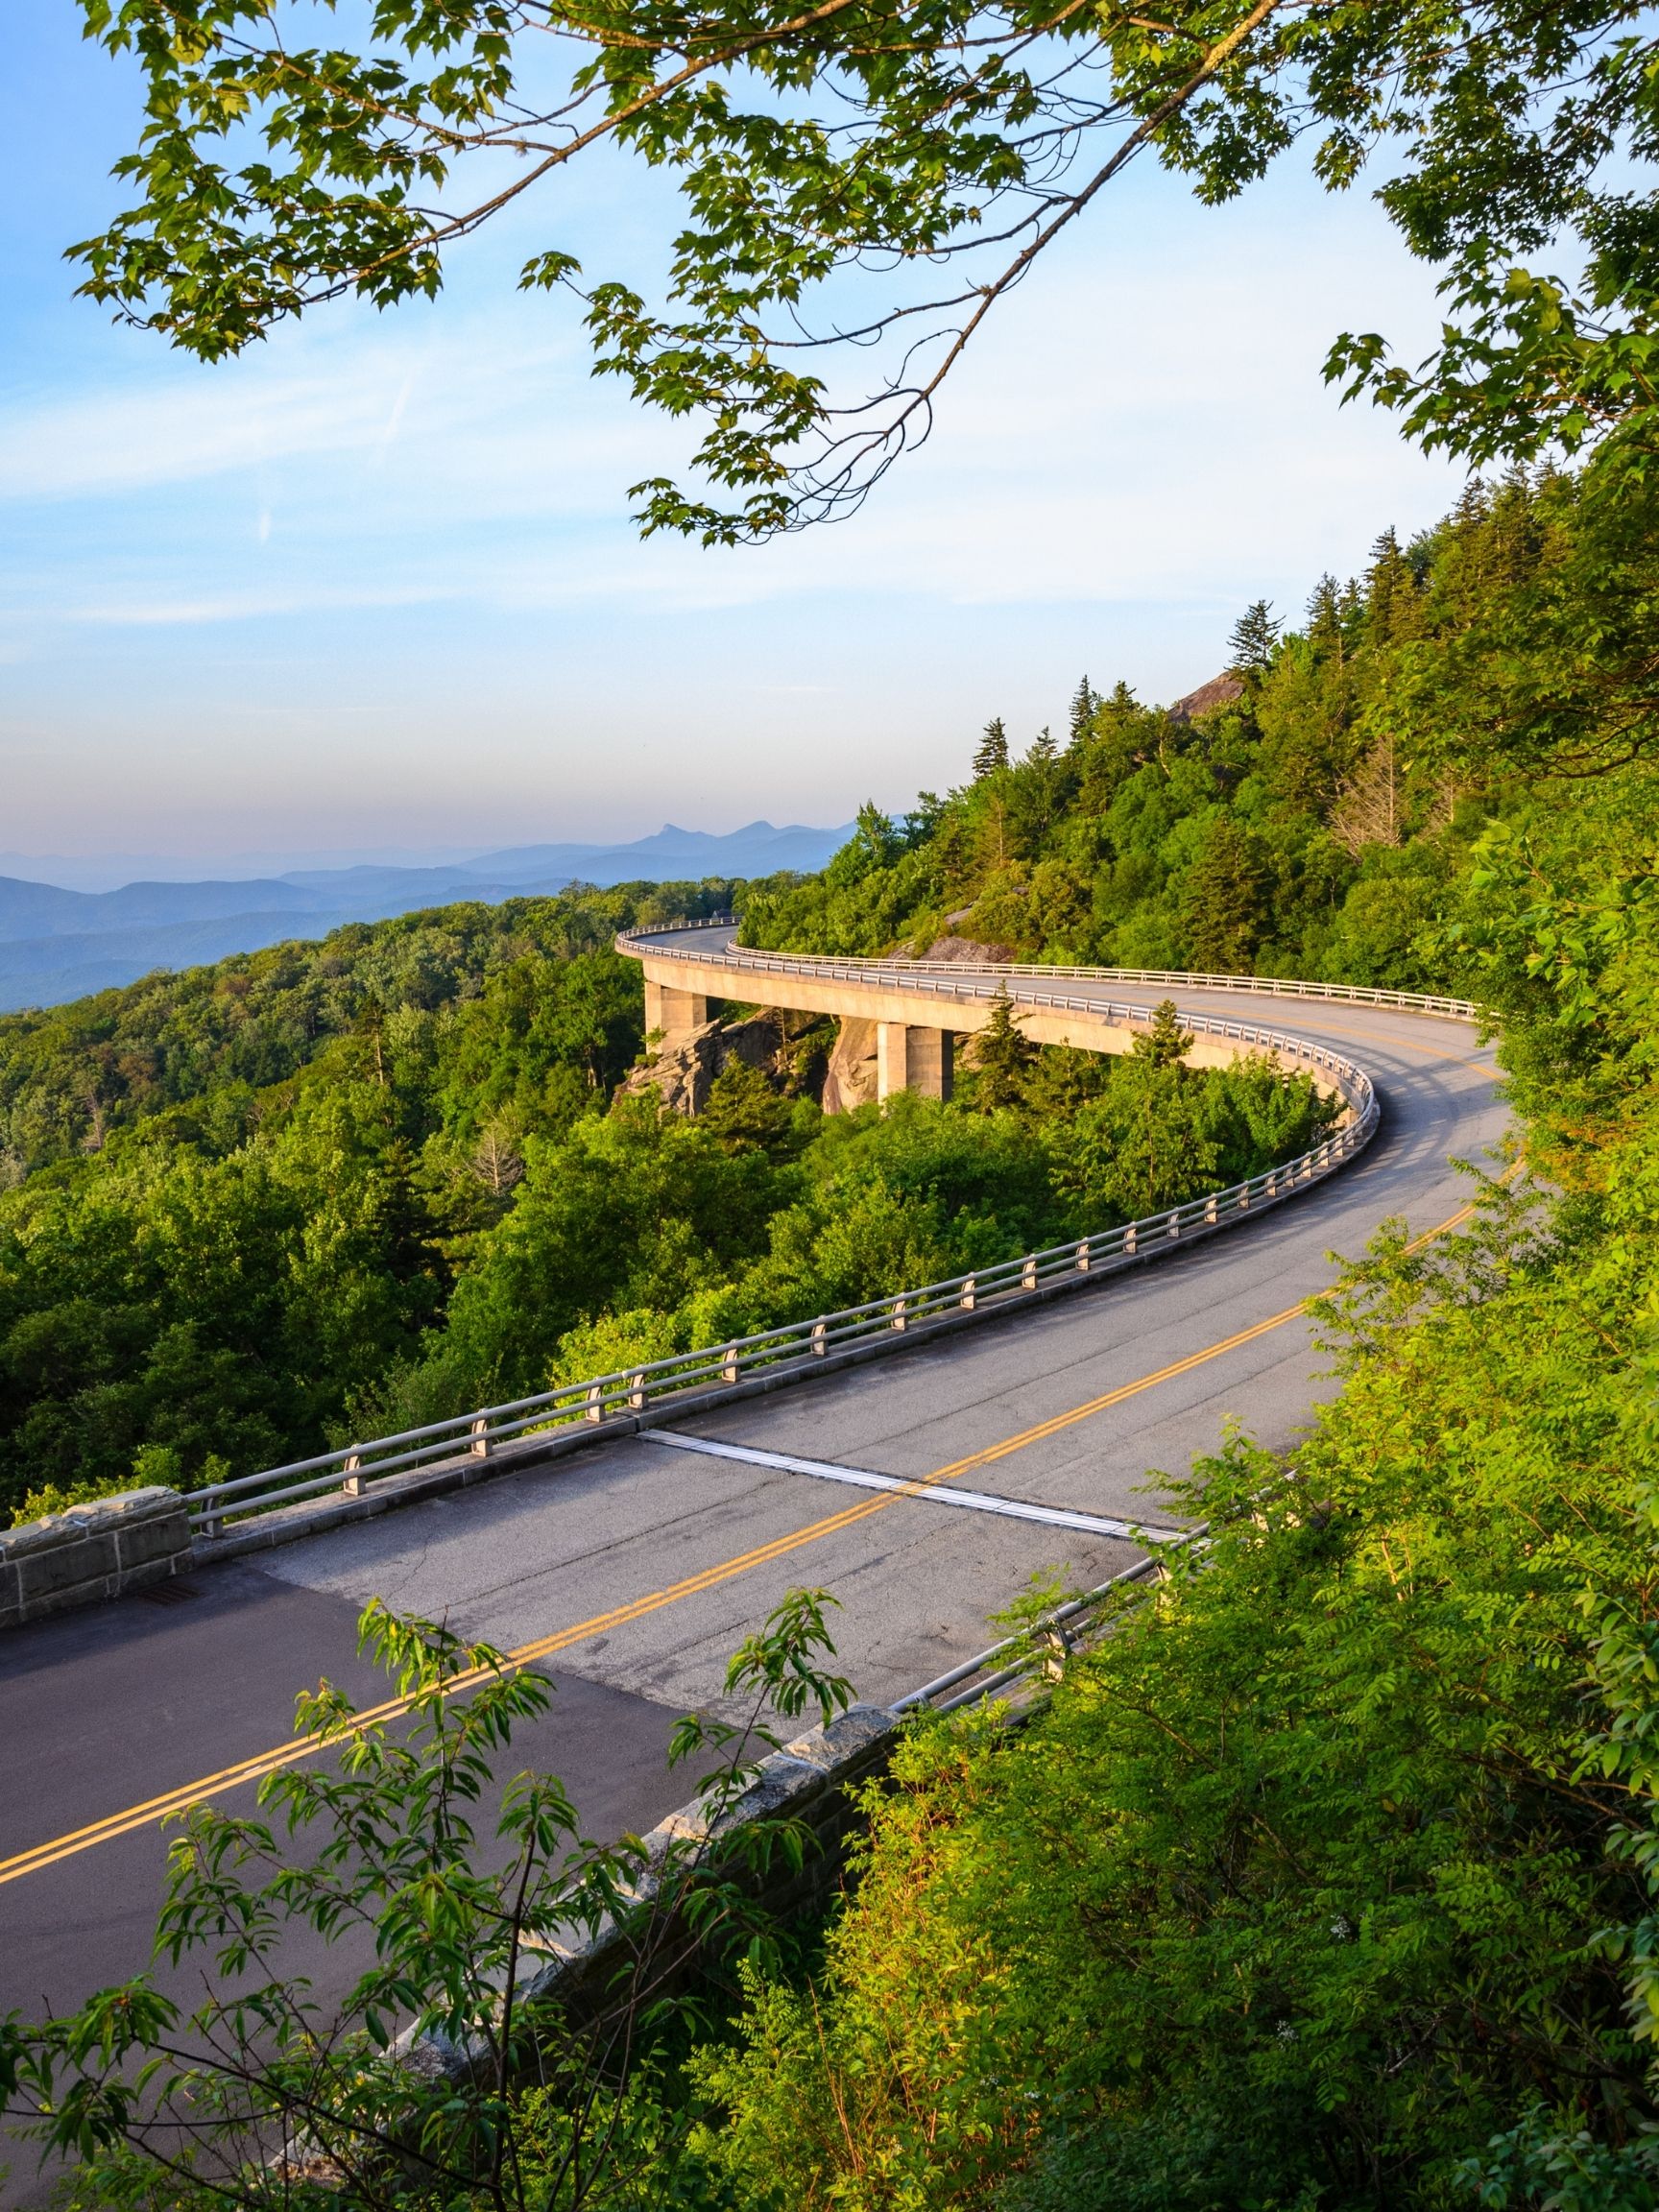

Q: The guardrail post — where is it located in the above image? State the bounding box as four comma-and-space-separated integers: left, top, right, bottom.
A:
891, 1296, 907, 1332
960, 1275, 976, 1311
722, 1344, 740, 1382
1166, 1210, 1180, 1238
810, 1320, 828, 1356
469, 1418, 491, 1458
1075, 1239, 1090, 1273
1205, 1194, 1217, 1224
1022, 1257, 1038, 1291
628, 1372, 646, 1411
1125, 1222, 1137, 1255
342, 1453, 366, 1499
1042, 1623, 1075, 1681
585, 1384, 605, 1424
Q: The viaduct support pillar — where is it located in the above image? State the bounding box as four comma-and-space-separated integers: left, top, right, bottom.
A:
877, 1022, 952, 1105
644, 976, 709, 1038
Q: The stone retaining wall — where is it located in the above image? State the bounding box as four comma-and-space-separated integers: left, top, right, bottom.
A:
396, 1699, 905, 2093
0, 1486, 194, 1631
522, 1699, 901, 2025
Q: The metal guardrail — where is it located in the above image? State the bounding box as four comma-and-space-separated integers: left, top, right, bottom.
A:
189, 1090, 1376, 1538
622, 916, 1480, 1023
878, 960, 1476, 1022
894, 1546, 1185, 1716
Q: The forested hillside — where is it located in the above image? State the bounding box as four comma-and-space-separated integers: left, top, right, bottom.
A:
0, 874, 1330, 1527
685, 472, 1659, 2212
0, 886, 697, 1523
4, 466, 1643, 1546
742, 468, 1629, 993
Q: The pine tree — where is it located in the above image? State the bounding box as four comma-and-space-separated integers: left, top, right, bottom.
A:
1130, 998, 1195, 1069
1305, 574, 1343, 661
973, 987, 1035, 1110
1228, 599, 1281, 676
973, 717, 1010, 779
700, 1055, 796, 1158
1068, 677, 1100, 747
1366, 526, 1413, 640
1180, 819, 1265, 972
1027, 726, 1058, 767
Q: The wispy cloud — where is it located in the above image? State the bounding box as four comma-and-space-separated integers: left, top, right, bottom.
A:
0, 141, 1472, 852
63, 583, 460, 626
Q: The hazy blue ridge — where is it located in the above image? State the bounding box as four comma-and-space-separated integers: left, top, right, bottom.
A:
0, 820, 853, 1012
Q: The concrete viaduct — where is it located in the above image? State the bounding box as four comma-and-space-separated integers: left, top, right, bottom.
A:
632, 921, 1356, 1109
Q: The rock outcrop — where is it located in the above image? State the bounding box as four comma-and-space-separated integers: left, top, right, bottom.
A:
621, 1010, 825, 1117
821, 1017, 879, 1115
915, 934, 1014, 964
1167, 671, 1243, 723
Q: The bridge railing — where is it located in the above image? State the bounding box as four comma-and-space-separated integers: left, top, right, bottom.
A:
187, 1076, 1376, 1541
896, 1547, 1184, 1716
619, 918, 1479, 1023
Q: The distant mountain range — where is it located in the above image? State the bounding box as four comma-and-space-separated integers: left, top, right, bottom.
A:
0, 821, 851, 1014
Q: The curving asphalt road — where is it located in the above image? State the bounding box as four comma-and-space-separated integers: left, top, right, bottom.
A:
0, 942, 1505, 2196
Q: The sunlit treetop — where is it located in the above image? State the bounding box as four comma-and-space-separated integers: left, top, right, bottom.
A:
70, 0, 1659, 540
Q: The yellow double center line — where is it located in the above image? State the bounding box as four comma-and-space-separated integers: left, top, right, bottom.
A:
0, 1189, 1494, 1889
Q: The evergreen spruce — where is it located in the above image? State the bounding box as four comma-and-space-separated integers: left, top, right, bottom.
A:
1228, 598, 1282, 676
700, 1054, 797, 1158
1130, 998, 1195, 1069
1181, 819, 1265, 972
1027, 726, 1058, 767
1305, 573, 1343, 661
973, 717, 1010, 779
974, 987, 1036, 1109
1366, 526, 1413, 639
1068, 677, 1100, 747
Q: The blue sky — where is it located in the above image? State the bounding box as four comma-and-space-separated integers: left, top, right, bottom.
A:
1, 1, 1470, 867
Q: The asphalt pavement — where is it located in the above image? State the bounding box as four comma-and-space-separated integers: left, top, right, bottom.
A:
0, 976, 1504, 2206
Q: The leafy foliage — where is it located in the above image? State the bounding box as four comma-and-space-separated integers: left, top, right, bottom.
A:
60, 3, 1659, 538
1, 1589, 854, 2209
0, 859, 1327, 1525
745, 468, 1657, 982
0, 881, 716, 1522
689, 757, 1659, 2206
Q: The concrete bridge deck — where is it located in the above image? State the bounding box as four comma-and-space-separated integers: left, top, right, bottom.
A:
0, 942, 1504, 2200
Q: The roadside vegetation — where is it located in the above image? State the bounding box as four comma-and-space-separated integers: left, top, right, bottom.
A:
0, 466, 1621, 1530
8, 460, 1659, 2211
13, 0, 1659, 2191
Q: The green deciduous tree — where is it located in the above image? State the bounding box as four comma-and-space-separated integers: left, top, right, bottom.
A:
2, 1592, 854, 2210
64, 6, 1659, 540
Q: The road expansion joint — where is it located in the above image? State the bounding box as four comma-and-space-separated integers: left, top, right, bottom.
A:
642, 1429, 1179, 1547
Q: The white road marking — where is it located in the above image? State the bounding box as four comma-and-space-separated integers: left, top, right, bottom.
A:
641, 1429, 1181, 1544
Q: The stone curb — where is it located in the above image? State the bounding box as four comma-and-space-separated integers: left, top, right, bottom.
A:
0, 1486, 193, 1631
